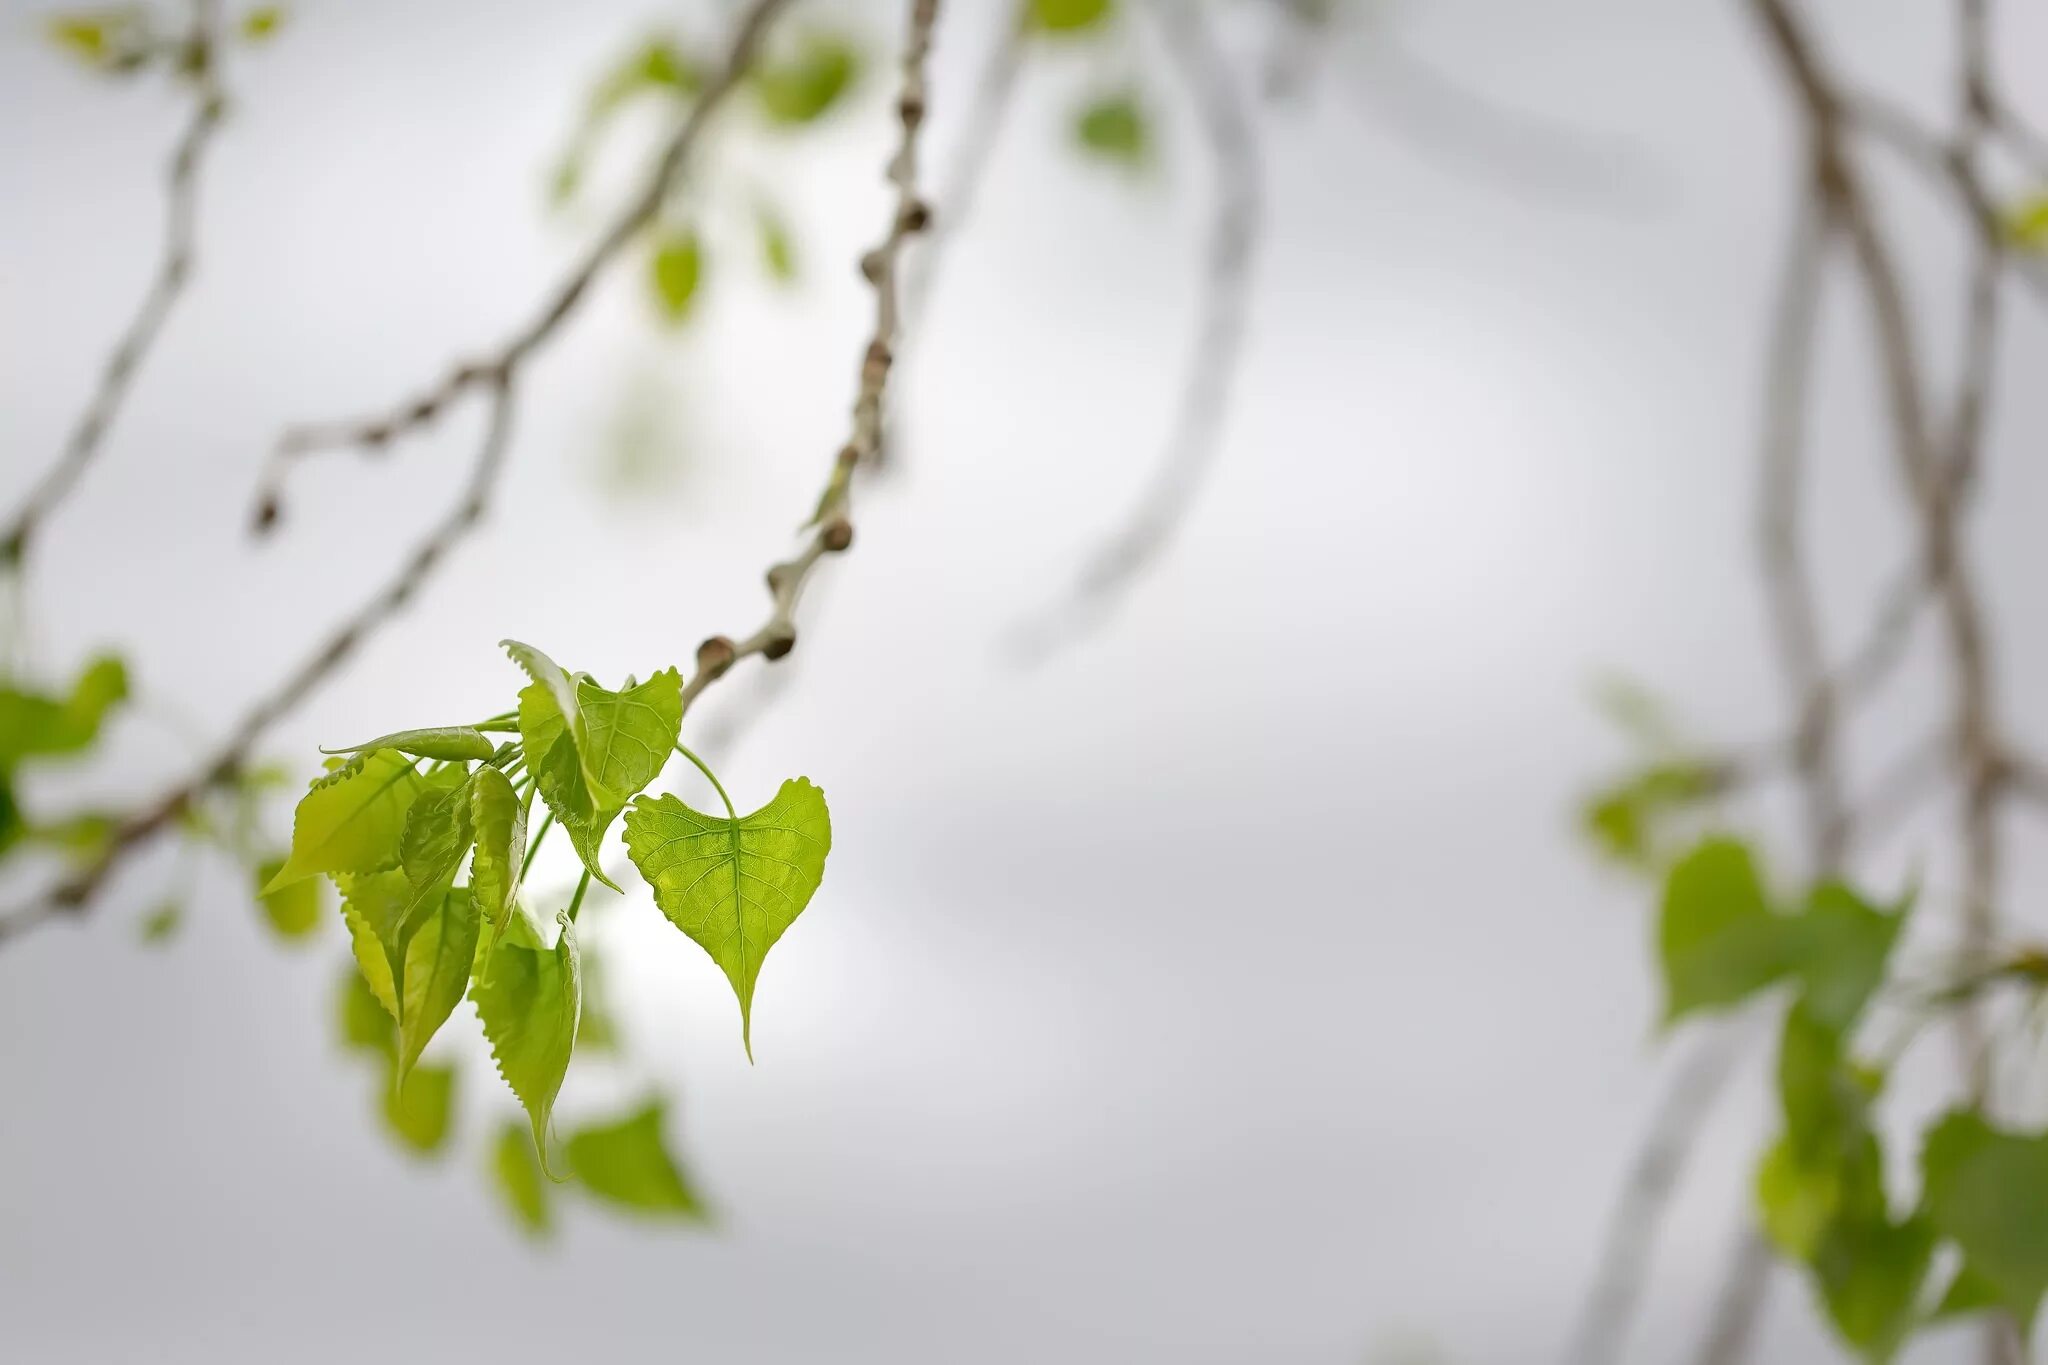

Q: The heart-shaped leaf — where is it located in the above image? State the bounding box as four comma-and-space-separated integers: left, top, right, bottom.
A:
1921, 1110, 2048, 1333
565, 1100, 705, 1220
624, 777, 830, 1060
1658, 837, 1798, 1024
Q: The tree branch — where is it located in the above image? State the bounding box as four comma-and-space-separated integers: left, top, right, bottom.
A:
1, 0, 225, 572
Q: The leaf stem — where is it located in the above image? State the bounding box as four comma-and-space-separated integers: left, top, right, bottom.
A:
564, 866, 592, 924
674, 741, 737, 821
521, 811, 555, 877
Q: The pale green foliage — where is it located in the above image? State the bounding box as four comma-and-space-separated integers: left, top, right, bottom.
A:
649, 230, 705, 323
254, 856, 323, 940
323, 726, 495, 761
519, 662, 681, 889
625, 778, 831, 1059
2003, 194, 2048, 252
491, 1120, 552, 1236
757, 204, 797, 283
1027, 0, 1115, 34
1073, 92, 1149, 166
1921, 1112, 2048, 1333
1657, 837, 1790, 1022
474, 911, 581, 1175
468, 767, 526, 946
265, 749, 425, 890
382, 1062, 456, 1154
398, 887, 480, 1083
750, 31, 859, 126
566, 1101, 706, 1220
240, 7, 286, 43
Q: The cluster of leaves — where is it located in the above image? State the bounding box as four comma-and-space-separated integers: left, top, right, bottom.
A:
549, 26, 863, 326
1653, 836, 2048, 1359
44, 3, 283, 78
262, 640, 831, 1225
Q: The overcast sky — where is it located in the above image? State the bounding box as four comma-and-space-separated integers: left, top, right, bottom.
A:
4, 1, 2047, 1362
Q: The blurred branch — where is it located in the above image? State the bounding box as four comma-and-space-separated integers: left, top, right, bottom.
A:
0, 0, 801, 946
1, 0, 224, 573
1010, 0, 1261, 661
1345, 27, 1666, 214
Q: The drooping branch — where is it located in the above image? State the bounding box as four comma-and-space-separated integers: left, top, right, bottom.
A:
0, 0, 801, 946
1, 0, 224, 573
1012, 0, 1261, 660
678, 0, 942, 720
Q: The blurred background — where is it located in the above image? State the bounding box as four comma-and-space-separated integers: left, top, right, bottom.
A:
3, 1, 2047, 1361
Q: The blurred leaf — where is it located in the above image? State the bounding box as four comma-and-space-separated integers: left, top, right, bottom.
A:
1920, 1109, 2048, 1333
337, 961, 395, 1059
592, 36, 700, 116
470, 767, 527, 947
566, 1101, 706, 1219
625, 777, 831, 1061
31, 810, 118, 863
397, 887, 480, 1084
577, 940, 620, 1055
758, 204, 797, 283
44, 9, 147, 69
491, 1119, 553, 1237
1581, 760, 1721, 870
474, 911, 580, 1175
1789, 881, 1911, 1035
0, 653, 128, 772
1809, 1211, 1934, 1363
648, 230, 704, 323
239, 5, 284, 41
322, 726, 495, 762
751, 32, 858, 126
1073, 91, 1149, 166
1658, 836, 1795, 1023
255, 855, 323, 940
2003, 194, 2048, 253
264, 749, 425, 891
1026, 0, 1114, 33
137, 901, 182, 945
1934, 1262, 2006, 1321
380, 1060, 456, 1155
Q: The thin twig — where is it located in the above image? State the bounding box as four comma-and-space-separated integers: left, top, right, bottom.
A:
1010, 0, 1261, 661
0, 0, 800, 945
675, 0, 942, 722
1, 0, 225, 572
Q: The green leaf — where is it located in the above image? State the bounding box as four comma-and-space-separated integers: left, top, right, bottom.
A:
1658, 837, 1796, 1024
491, 1119, 553, 1237
338, 868, 406, 1020
624, 777, 831, 1060
1073, 92, 1149, 166
1027, 0, 1114, 33
380, 1059, 456, 1154
469, 767, 527, 945
265, 749, 426, 892
751, 32, 858, 126
474, 911, 581, 1175
577, 941, 620, 1055
0, 653, 128, 772
322, 726, 494, 762
1920, 1109, 2048, 1333
2003, 194, 2048, 253
393, 774, 476, 953
501, 639, 585, 755
592, 35, 700, 116
649, 230, 704, 324
1789, 881, 1911, 1035
1935, 1261, 2006, 1321
758, 204, 797, 283
521, 669, 681, 892
566, 1101, 706, 1220
255, 856, 323, 940
397, 887, 480, 1083
1808, 1212, 1934, 1362
239, 5, 284, 41
337, 961, 395, 1059
1580, 760, 1721, 870
137, 901, 181, 945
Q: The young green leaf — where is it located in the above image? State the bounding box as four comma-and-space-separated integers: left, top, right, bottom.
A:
1920, 1109, 2048, 1333
624, 777, 831, 1060
338, 868, 407, 1019
240, 5, 285, 42
649, 230, 705, 324
337, 962, 396, 1060
566, 1101, 706, 1220
1027, 0, 1114, 34
137, 901, 182, 945
321, 726, 495, 762
2003, 194, 2048, 253
0, 653, 129, 771
750, 32, 859, 126
380, 1059, 456, 1155
394, 776, 476, 947
501, 639, 585, 754
254, 856, 323, 940
474, 911, 581, 1175
265, 749, 425, 891
1788, 881, 1911, 1035
470, 767, 527, 945
1073, 92, 1149, 167
491, 1118, 553, 1237
1658, 836, 1796, 1024
397, 887, 481, 1084
758, 204, 797, 283
521, 669, 681, 891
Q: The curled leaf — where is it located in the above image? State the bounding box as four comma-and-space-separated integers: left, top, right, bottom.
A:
322, 726, 495, 762
474, 911, 581, 1176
